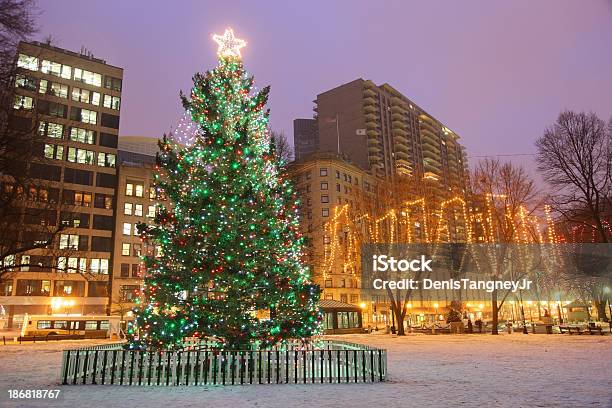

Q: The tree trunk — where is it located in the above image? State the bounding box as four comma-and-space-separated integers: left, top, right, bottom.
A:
395, 307, 406, 336
594, 300, 609, 322
491, 289, 499, 335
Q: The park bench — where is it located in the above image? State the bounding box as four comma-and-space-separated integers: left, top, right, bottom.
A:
585, 326, 604, 335
558, 325, 583, 335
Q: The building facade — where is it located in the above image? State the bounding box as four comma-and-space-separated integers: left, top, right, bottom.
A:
315, 79, 468, 198
289, 152, 381, 305
293, 118, 318, 161
1, 42, 123, 327
110, 137, 160, 316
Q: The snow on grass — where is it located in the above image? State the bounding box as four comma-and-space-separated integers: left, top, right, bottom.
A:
1, 334, 611, 408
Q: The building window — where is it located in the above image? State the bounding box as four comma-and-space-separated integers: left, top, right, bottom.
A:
72, 192, 92, 207
15, 74, 37, 91
321, 195, 329, 203
41, 60, 71, 79
90, 259, 109, 274
324, 279, 332, 288
336, 184, 341, 192
67, 147, 95, 165
73, 68, 102, 87
124, 202, 133, 215
147, 205, 155, 218
38, 79, 48, 93
97, 152, 116, 167
94, 193, 112, 209
131, 264, 140, 277
44, 144, 63, 160
120, 263, 129, 277
322, 208, 329, 217
120, 285, 139, 302
17, 53, 38, 71
122, 223, 131, 235
340, 279, 346, 288
103, 94, 121, 110
39, 122, 64, 139
320, 182, 328, 190
350, 294, 359, 304
72, 108, 97, 125
149, 186, 157, 199
324, 293, 333, 300
69, 127, 95, 144
132, 244, 142, 257
135, 184, 144, 197
50, 82, 68, 98
134, 204, 143, 217
320, 168, 328, 177
122, 243, 130, 256
59, 234, 79, 250
335, 170, 340, 179
126, 183, 134, 196
104, 76, 122, 92
13, 95, 33, 110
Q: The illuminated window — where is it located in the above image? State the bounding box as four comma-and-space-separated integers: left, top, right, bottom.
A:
122, 243, 130, 256
122, 223, 131, 235
44, 144, 63, 160
147, 205, 155, 218
124, 202, 133, 215
13, 95, 33, 110
41, 60, 71, 79
90, 259, 109, 274
50, 82, 68, 98
67, 147, 95, 164
59, 234, 79, 249
39, 79, 48, 93
320, 168, 327, 177
97, 152, 116, 167
135, 184, 144, 197
125, 183, 134, 196
103, 95, 121, 110
73, 68, 102, 87
322, 208, 329, 217
69, 127, 95, 144
80, 109, 97, 124
134, 204, 143, 217
17, 54, 38, 71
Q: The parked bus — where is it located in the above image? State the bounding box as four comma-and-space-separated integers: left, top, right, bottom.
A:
21, 315, 121, 339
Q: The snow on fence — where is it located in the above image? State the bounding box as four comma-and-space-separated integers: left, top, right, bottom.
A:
60, 340, 387, 386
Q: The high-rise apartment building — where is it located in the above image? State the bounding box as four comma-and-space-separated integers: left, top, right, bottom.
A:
1, 42, 122, 325
293, 118, 318, 161
315, 79, 468, 198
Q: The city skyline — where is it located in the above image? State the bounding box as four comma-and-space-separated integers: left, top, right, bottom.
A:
36, 0, 612, 181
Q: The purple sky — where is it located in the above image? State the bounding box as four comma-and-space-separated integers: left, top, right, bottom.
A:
37, 1, 612, 179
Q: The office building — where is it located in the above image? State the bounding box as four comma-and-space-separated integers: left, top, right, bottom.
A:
293, 118, 318, 160
1, 41, 122, 326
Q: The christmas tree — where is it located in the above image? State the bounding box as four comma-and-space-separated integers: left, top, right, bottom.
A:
128, 28, 321, 350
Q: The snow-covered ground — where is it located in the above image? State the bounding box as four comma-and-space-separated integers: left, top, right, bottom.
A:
1, 333, 611, 408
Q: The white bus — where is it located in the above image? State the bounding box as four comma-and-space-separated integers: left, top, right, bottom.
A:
21, 315, 122, 339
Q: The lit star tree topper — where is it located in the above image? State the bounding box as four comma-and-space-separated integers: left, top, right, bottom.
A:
127, 26, 321, 351
212, 28, 247, 58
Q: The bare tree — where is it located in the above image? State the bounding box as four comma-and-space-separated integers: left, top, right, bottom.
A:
270, 130, 293, 166
536, 111, 612, 243
471, 158, 541, 334
0, 0, 87, 281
